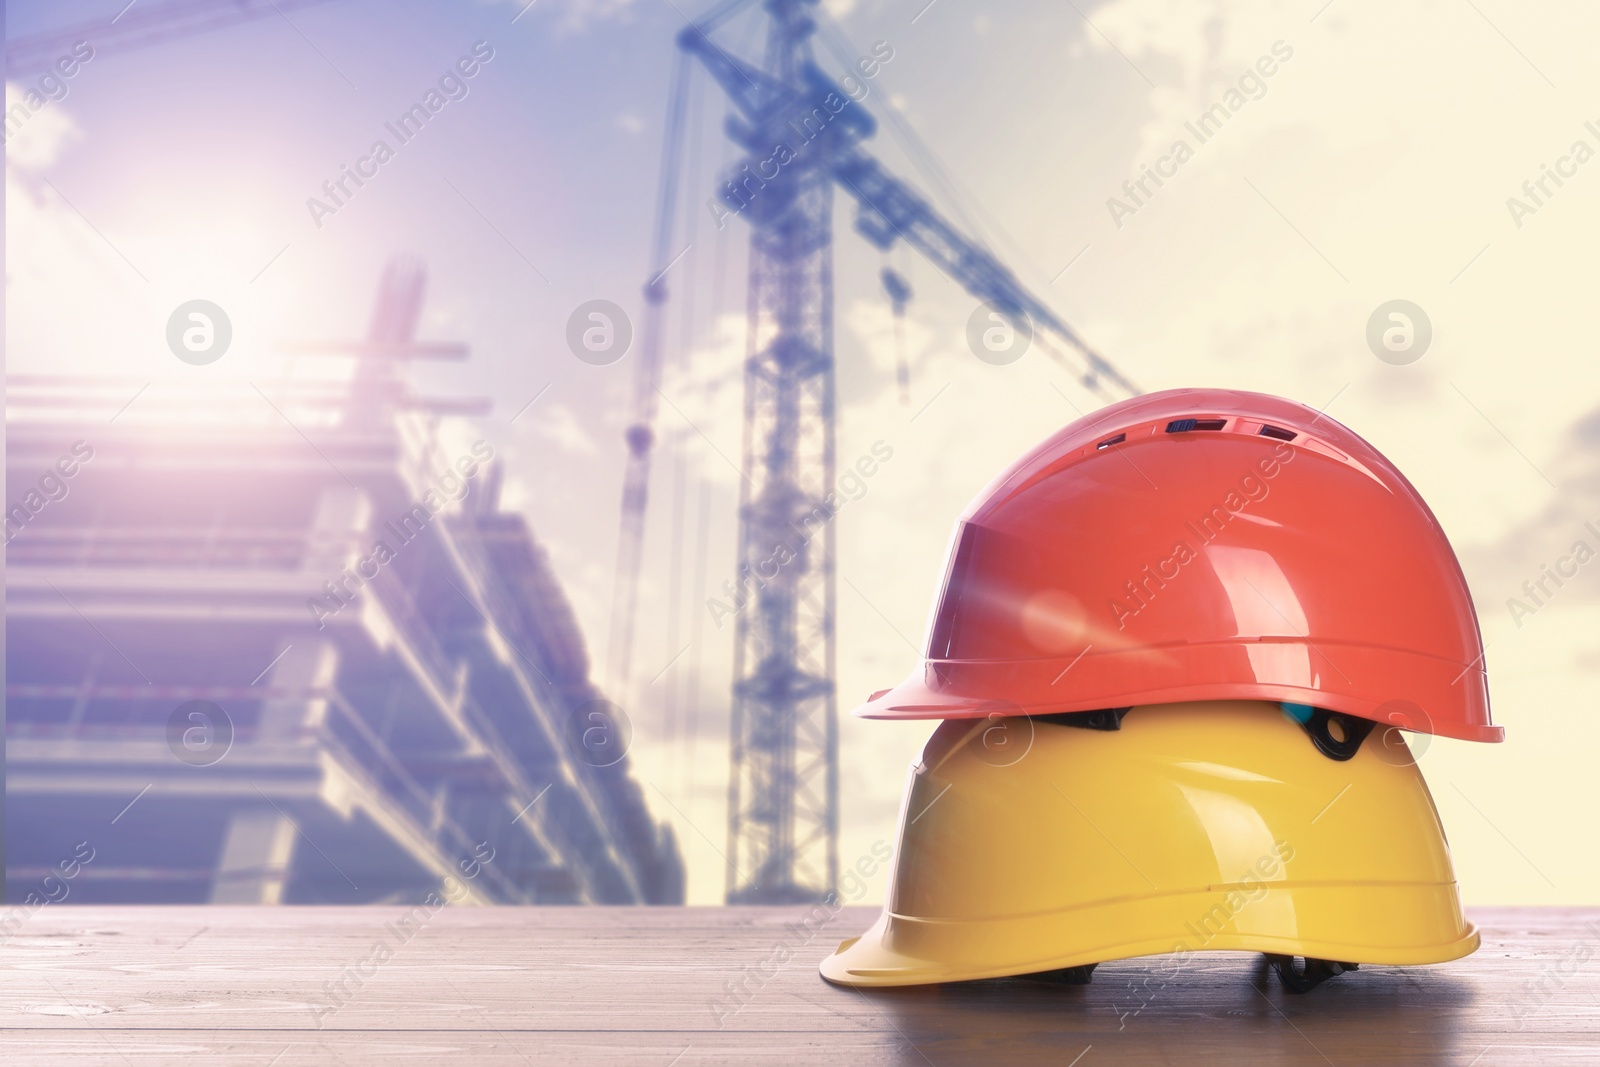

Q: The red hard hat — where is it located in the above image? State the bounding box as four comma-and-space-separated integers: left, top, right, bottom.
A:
856, 388, 1501, 743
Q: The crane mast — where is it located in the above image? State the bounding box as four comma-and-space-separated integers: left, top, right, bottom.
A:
720, 0, 841, 904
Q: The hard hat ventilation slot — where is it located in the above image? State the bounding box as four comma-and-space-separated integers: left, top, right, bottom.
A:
1095, 433, 1126, 450
1258, 424, 1298, 441
1034, 707, 1130, 731
1165, 418, 1227, 433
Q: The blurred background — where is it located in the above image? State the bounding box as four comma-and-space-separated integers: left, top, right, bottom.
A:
4, 0, 1597, 909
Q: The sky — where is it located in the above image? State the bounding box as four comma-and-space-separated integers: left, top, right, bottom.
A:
6, 0, 1599, 906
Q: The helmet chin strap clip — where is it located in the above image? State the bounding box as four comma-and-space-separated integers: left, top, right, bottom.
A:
1036, 704, 1377, 757
1298, 708, 1376, 761
1033, 708, 1131, 732
1266, 955, 1359, 993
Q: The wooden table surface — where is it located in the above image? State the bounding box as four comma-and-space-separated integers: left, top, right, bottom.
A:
3, 906, 1598, 1065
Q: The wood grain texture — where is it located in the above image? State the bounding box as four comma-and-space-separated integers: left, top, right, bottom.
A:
3, 906, 1598, 1065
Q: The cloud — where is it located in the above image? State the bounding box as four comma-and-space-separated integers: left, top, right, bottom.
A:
1467, 403, 1600, 607
495, 0, 639, 32
526, 399, 600, 457
5, 86, 159, 382
4, 80, 81, 169
651, 310, 748, 487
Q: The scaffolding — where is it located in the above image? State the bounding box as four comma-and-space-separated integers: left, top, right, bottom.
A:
4, 263, 684, 906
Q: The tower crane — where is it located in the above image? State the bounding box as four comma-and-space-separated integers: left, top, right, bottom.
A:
609, 0, 1142, 903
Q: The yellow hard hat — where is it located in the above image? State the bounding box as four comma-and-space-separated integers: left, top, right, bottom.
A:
820, 700, 1477, 992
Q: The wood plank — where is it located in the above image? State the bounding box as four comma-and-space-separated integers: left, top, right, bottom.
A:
2, 906, 1598, 1064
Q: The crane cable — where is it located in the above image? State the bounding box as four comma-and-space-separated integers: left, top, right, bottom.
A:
663, 62, 707, 757
606, 0, 764, 693
604, 48, 694, 692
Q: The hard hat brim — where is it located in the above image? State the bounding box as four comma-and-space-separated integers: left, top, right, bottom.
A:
851, 651, 1503, 743
821, 905, 1481, 987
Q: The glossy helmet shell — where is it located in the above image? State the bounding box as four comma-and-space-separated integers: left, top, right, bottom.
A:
853, 388, 1500, 743
821, 701, 1478, 987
